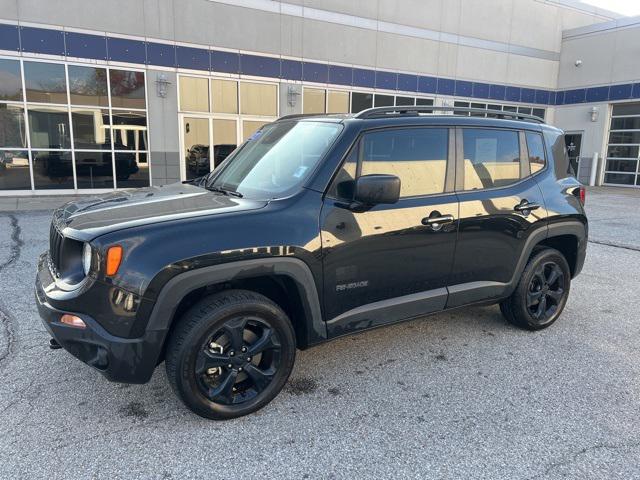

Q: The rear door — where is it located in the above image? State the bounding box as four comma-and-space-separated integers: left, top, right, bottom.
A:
447, 126, 548, 307
320, 126, 459, 337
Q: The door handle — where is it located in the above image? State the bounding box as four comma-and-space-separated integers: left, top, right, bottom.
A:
421, 212, 455, 231
514, 201, 540, 213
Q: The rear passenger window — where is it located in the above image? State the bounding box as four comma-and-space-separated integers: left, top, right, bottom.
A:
462, 128, 520, 190
360, 128, 448, 197
525, 132, 546, 174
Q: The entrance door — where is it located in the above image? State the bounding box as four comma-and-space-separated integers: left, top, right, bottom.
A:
181, 116, 211, 181
564, 132, 582, 176
180, 116, 239, 180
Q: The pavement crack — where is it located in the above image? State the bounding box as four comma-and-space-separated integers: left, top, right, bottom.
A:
588, 239, 640, 252
0, 214, 22, 370
526, 440, 640, 479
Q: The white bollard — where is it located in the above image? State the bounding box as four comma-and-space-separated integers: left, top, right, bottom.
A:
589, 152, 598, 187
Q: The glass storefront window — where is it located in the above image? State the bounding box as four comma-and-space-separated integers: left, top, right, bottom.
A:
240, 82, 277, 116
327, 90, 349, 114
71, 108, 111, 150
0, 104, 27, 148
0, 60, 148, 191
27, 106, 71, 149
68, 66, 109, 107
32, 150, 74, 189
115, 151, 149, 188
212, 119, 237, 168
212, 79, 238, 114
179, 76, 209, 112
0, 150, 30, 190
0, 59, 23, 101
24, 62, 67, 104
303, 88, 325, 114
110, 69, 146, 109
351, 92, 373, 113
112, 110, 147, 151
374, 94, 394, 107
74, 151, 114, 189
242, 120, 268, 142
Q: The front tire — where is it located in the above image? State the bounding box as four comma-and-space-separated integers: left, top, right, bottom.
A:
500, 248, 571, 330
165, 289, 296, 420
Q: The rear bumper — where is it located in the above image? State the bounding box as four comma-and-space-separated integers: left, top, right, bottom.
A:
35, 254, 164, 384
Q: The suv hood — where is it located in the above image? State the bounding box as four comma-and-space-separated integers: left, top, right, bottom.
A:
54, 182, 268, 241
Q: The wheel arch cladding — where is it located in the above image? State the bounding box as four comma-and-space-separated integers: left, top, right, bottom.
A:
147, 258, 326, 363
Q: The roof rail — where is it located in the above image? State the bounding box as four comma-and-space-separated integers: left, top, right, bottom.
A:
354, 105, 545, 123
276, 113, 340, 122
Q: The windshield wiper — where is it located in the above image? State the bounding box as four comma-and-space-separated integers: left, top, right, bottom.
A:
205, 185, 243, 198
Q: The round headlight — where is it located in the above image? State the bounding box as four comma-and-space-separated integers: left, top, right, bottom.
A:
82, 243, 92, 276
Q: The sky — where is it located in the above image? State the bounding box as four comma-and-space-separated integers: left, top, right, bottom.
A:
581, 0, 640, 16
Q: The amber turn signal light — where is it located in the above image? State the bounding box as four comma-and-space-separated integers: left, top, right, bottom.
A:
106, 245, 123, 276
60, 314, 86, 329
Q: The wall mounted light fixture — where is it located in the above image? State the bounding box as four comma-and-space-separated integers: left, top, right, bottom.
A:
156, 73, 172, 98
590, 106, 599, 122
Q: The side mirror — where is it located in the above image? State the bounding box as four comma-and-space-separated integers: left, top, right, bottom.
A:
353, 174, 401, 205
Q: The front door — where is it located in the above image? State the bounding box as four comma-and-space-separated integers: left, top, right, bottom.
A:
320, 126, 459, 337
448, 127, 548, 307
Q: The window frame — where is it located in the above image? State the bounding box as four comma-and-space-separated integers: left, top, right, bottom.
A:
454, 126, 547, 193
325, 125, 456, 201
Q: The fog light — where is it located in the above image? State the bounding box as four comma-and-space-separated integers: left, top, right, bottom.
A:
60, 314, 86, 329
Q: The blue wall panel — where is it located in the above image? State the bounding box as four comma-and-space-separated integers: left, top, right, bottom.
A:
520, 88, 535, 103
280, 59, 302, 80
375, 71, 397, 90
585, 86, 609, 103
632, 83, 640, 99
489, 84, 505, 101
210, 50, 239, 74
472, 82, 490, 99
0, 24, 20, 52
108, 37, 146, 64
397, 73, 417, 92
353, 68, 375, 88
535, 90, 550, 105
564, 88, 586, 104
20, 26, 65, 56
65, 32, 107, 60
436, 78, 454, 95
176, 46, 209, 70
240, 54, 280, 78
146, 42, 176, 67
302, 62, 328, 83
609, 84, 632, 101
554, 91, 565, 105
505, 86, 521, 102
455, 80, 472, 97
328, 65, 352, 86
417, 76, 437, 94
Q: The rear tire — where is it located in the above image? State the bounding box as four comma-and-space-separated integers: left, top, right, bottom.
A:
500, 248, 571, 330
165, 289, 296, 420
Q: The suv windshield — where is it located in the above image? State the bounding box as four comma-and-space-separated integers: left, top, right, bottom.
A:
206, 120, 343, 199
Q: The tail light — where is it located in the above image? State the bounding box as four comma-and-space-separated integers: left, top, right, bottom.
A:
579, 185, 586, 206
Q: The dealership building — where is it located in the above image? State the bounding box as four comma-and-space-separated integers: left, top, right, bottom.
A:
0, 0, 639, 194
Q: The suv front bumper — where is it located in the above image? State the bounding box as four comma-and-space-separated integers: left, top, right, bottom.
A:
35, 253, 164, 384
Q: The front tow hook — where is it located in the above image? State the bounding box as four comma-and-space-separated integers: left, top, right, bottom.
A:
49, 338, 62, 350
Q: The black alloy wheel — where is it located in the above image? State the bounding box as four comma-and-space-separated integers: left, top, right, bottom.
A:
195, 316, 281, 405
166, 290, 296, 420
526, 261, 565, 323
500, 248, 571, 330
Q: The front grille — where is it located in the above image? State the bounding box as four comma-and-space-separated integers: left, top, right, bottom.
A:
49, 222, 64, 277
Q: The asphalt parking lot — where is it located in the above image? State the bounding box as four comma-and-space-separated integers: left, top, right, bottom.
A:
0, 187, 639, 479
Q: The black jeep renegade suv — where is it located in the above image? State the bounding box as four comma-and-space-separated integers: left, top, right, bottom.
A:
36, 106, 587, 419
